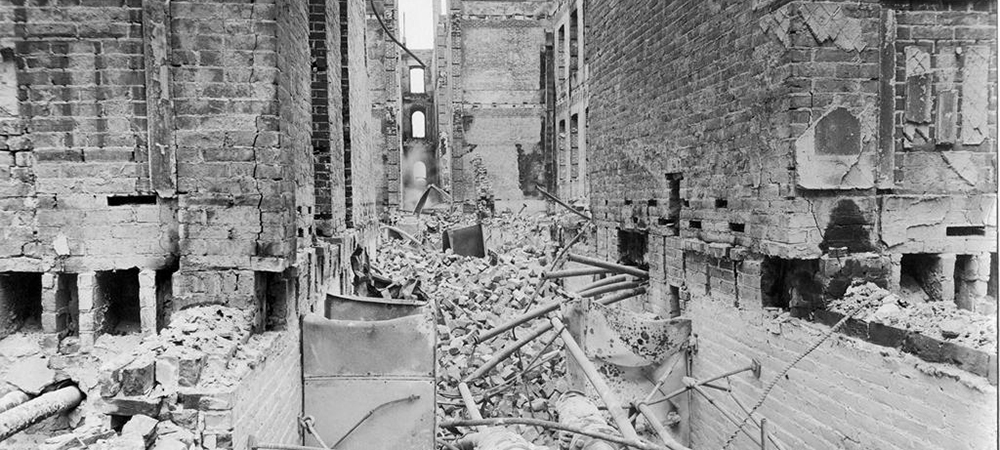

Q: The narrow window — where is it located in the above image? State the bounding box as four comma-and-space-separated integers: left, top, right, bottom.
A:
412, 111, 426, 138
570, 114, 579, 179
666, 173, 682, 236
558, 119, 567, 182
409, 67, 425, 94
557, 25, 566, 87
569, 9, 579, 87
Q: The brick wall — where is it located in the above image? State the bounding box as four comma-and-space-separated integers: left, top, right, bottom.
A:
689, 293, 997, 450
448, 0, 550, 203
584, 0, 998, 447
0, 0, 175, 274
367, 0, 403, 210
552, 0, 588, 201
230, 328, 302, 449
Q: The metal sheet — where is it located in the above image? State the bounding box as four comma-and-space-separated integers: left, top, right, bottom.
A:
302, 302, 436, 450
303, 378, 435, 450
302, 312, 435, 378
442, 223, 486, 258
581, 301, 691, 367
562, 299, 692, 446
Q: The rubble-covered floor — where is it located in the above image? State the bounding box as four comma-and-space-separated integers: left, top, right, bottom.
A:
377, 210, 578, 447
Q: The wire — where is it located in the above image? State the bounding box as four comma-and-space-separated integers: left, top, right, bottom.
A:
720, 301, 872, 449
369, 0, 427, 68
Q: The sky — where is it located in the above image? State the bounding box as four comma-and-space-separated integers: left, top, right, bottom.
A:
399, 0, 437, 49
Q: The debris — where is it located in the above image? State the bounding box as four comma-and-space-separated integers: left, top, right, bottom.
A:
828, 282, 997, 352
6, 355, 56, 395
377, 210, 569, 448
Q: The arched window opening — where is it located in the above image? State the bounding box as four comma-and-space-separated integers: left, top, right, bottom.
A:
412, 111, 426, 138
413, 161, 427, 182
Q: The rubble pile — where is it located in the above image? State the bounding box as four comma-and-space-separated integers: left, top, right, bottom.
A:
32, 305, 257, 450
827, 283, 997, 353
375, 211, 574, 447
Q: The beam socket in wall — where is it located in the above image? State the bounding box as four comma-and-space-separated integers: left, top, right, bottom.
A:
946, 226, 986, 236
715, 198, 728, 208
56, 274, 79, 336
617, 229, 649, 269
255, 271, 289, 332
668, 285, 681, 318
107, 195, 157, 206
0, 272, 42, 338
729, 222, 745, 233
689, 220, 702, 229
95, 269, 141, 335
666, 173, 683, 236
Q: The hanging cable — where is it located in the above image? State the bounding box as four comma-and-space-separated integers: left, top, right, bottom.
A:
369, 0, 427, 68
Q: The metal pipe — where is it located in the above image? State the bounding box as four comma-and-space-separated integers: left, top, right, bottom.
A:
635, 403, 692, 450
645, 363, 757, 407
551, 317, 639, 441
730, 394, 787, 450
463, 323, 556, 383
0, 391, 30, 415
543, 267, 613, 279
567, 254, 649, 278
457, 382, 483, 421
761, 418, 769, 450
690, 385, 762, 447
578, 274, 632, 292
535, 184, 592, 221
472, 299, 561, 344
0, 386, 83, 441
516, 222, 593, 311
579, 281, 643, 298
641, 353, 684, 404
475, 285, 646, 345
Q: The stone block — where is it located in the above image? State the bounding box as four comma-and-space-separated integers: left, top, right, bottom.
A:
121, 355, 156, 396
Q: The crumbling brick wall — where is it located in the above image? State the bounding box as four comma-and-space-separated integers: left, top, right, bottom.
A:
367, 0, 404, 211
343, 0, 380, 246
585, 0, 997, 447
446, 0, 551, 205
0, 1, 173, 274
0, 0, 382, 444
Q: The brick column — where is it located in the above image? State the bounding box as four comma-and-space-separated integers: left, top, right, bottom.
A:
938, 253, 957, 304
888, 253, 903, 292
956, 253, 991, 312
78, 272, 97, 352
139, 270, 157, 335
40, 273, 58, 334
